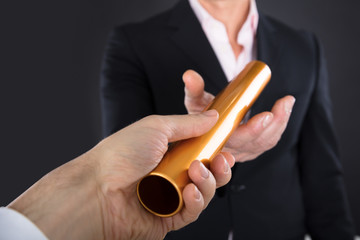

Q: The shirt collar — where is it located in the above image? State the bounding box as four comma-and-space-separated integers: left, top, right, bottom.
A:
189, 0, 259, 44
237, 0, 259, 45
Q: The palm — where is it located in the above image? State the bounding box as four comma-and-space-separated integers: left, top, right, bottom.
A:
102, 182, 201, 240
183, 69, 294, 163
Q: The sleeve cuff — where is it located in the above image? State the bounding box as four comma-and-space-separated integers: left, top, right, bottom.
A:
0, 207, 48, 240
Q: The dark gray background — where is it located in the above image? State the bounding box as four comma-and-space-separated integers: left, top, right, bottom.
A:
1, 0, 359, 234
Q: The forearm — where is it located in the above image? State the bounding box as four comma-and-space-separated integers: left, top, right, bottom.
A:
8, 154, 104, 240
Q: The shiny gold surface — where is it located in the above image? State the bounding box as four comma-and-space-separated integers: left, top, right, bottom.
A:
137, 61, 271, 217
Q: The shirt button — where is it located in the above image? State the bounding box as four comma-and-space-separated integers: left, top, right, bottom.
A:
230, 184, 246, 192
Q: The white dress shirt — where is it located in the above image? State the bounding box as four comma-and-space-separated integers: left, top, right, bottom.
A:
188, 0, 259, 82
0, 207, 48, 240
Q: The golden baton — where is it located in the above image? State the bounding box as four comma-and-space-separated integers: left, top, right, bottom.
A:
137, 60, 271, 217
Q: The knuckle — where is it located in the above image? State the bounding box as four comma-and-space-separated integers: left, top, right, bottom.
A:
253, 136, 267, 149
253, 134, 279, 151
274, 113, 290, 128
260, 134, 281, 150
141, 114, 160, 125
245, 123, 262, 139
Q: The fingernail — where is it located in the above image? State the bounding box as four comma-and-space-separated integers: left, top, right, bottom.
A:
194, 185, 201, 201
223, 156, 230, 174
285, 97, 296, 114
203, 110, 218, 117
200, 161, 209, 179
262, 113, 273, 128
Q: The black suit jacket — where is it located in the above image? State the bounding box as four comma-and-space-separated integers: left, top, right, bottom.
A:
100, 1, 354, 239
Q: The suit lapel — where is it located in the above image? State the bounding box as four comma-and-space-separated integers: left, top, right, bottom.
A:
257, 13, 282, 71
168, 0, 228, 91
167, 3, 283, 112
251, 13, 284, 114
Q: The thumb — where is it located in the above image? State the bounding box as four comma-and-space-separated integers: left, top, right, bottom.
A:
183, 69, 205, 100
157, 110, 219, 142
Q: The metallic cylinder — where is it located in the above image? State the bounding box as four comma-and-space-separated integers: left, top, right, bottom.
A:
137, 60, 271, 217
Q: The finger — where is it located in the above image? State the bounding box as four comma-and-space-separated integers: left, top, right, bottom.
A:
255, 95, 295, 148
226, 95, 295, 150
268, 95, 295, 132
156, 110, 219, 142
183, 70, 215, 113
183, 70, 205, 100
222, 96, 295, 162
209, 152, 234, 187
245, 96, 295, 150
188, 160, 216, 209
179, 183, 204, 225
226, 111, 273, 149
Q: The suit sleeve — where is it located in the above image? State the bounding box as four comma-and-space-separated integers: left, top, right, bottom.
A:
298, 35, 355, 239
100, 26, 155, 137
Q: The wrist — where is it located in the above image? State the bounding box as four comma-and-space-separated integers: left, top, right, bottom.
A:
92, 140, 145, 239
8, 153, 104, 240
